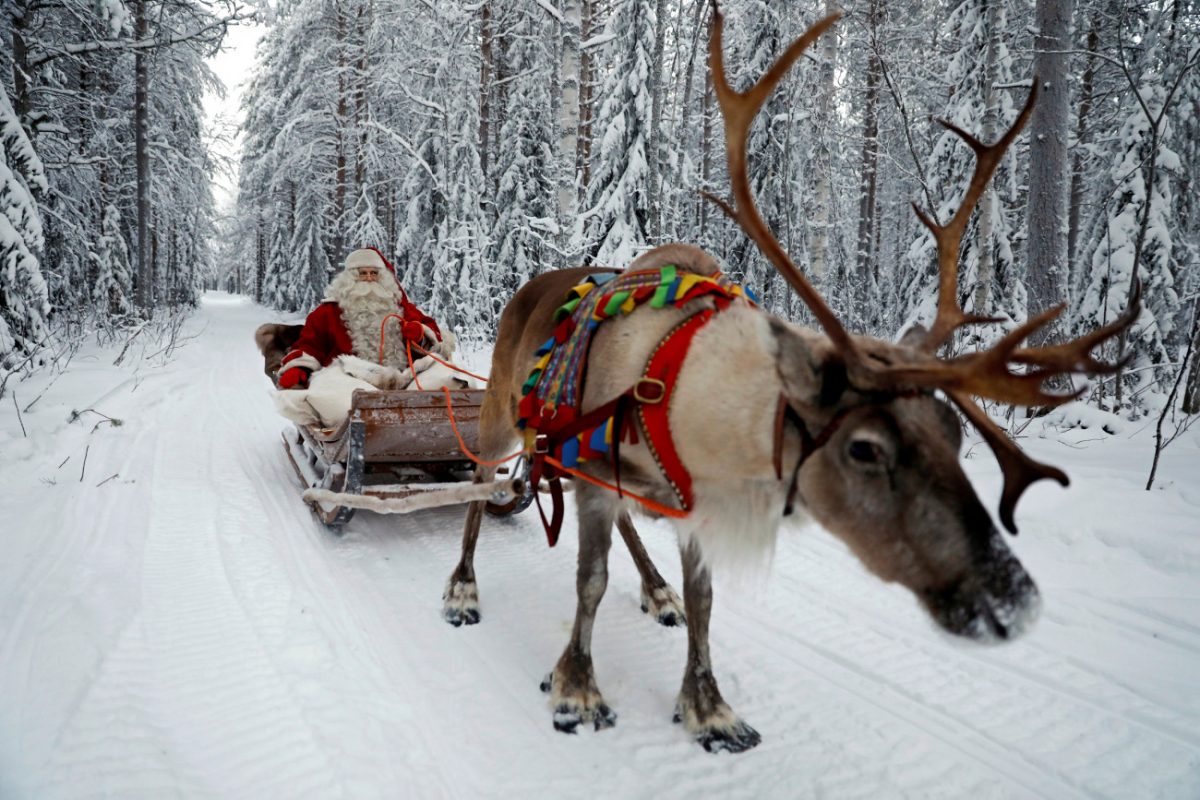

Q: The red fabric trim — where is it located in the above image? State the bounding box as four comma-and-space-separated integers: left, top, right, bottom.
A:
637, 309, 715, 511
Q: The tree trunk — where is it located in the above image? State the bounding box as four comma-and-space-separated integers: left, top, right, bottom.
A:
646, 0, 667, 240
9, 1, 32, 124
675, 0, 708, 236
255, 214, 265, 302
332, 0, 348, 262
354, 0, 370, 192
576, 0, 595, 204
1067, 19, 1097, 269
700, 63, 713, 238
479, 2, 492, 186
134, 0, 152, 311
972, 0, 1002, 317
1183, 317, 1200, 414
855, 0, 881, 326
559, 0, 581, 223
809, 0, 838, 282
1025, 0, 1074, 345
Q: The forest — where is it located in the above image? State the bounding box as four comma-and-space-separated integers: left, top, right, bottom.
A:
2, 0, 1199, 422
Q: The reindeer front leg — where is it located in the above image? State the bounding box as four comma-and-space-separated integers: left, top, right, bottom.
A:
540, 484, 618, 733
674, 539, 761, 753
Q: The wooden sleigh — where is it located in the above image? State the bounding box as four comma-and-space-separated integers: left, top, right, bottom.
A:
282, 387, 533, 531
258, 321, 531, 531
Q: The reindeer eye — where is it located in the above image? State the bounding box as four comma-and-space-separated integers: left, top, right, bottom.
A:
848, 439, 882, 464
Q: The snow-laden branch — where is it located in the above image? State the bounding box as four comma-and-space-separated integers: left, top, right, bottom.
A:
530, 0, 564, 24
27, 8, 256, 69
361, 121, 437, 183
399, 84, 445, 117
582, 33, 616, 51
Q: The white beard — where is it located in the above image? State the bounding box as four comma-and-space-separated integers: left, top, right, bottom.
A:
325, 271, 411, 368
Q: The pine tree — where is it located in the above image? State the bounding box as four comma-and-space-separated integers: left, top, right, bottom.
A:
901, 0, 1024, 347
0, 89, 51, 365
576, 0, 657, 265
490, 1, 559, 293
1077, 89, 1180, 408
91, 203, 134, 317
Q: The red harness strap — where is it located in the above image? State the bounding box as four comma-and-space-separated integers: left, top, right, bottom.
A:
530, 308, 717, 546
633, 308, 714, 511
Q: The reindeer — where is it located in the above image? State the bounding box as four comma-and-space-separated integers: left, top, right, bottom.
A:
442, 9, 1138, 753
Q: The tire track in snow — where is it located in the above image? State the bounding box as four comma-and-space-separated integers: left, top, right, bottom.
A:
770, 534, 1200, 753
200, 313, 459, 795
334, 503, 727, 795
338, 504, 1018, 798
718, 532, 1200, 798
38, 417, 343, 795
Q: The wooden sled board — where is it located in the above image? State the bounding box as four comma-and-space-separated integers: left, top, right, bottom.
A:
301, 387, 485, 465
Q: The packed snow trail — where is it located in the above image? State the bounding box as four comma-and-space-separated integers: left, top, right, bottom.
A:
1, 293, 1198, 798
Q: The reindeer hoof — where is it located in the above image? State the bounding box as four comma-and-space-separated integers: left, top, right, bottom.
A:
675, 698, 761, 753
443, 607, 480, 627
640, 585, 686, 628
553, 702, 617, 734
696, 721, 761, 754
547, 669, 617, 734
442, 579, 480, 626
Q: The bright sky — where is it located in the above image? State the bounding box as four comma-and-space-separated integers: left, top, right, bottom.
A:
202, 17, 266, 213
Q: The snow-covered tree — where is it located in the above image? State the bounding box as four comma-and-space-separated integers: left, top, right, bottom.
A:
0, 88, 50, 365
576, 0, 657, 265
490, 1, 559, 293
901, 0, 1025, 347
91, 203, 134, 317
1077, 88, 1180, 405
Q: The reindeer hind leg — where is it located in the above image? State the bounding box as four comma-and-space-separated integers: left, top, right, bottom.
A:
615, 511, 685, 627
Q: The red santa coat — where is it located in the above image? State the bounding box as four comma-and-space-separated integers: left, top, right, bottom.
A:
281, 297, 442, 373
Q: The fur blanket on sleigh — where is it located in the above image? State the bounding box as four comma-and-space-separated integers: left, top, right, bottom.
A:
256, 323, 474, 429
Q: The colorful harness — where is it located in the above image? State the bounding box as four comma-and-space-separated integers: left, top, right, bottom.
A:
517, 265, 756, 545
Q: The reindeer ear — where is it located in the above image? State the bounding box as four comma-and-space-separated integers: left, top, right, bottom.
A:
898, 323, 928, 349
770, 318, 848, 408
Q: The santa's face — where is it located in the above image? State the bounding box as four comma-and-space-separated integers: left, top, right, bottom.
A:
339, 273, 396, 307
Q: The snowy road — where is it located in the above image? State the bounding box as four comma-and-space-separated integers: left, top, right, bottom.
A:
2, 293, 1199, 798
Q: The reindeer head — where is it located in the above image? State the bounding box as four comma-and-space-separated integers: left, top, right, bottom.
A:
707, 8, 1138, 641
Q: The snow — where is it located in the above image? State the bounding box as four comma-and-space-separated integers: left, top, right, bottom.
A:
1, 292, 1199, 798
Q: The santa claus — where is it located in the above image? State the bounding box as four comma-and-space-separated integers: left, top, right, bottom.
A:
278, 247, 443, 389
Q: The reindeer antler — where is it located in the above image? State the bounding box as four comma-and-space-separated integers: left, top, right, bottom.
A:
705, 8, 1140, 533
914, 88, 1038, 352
703, 7, 854, 358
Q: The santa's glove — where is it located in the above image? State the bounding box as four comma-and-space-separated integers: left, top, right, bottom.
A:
402, 320, 427, 346
278, 366, 311, 390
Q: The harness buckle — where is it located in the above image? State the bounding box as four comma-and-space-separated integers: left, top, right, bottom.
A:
633, 377, 666, 404
534, 434, 550, 455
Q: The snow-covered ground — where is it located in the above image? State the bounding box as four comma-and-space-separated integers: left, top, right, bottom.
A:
1, 292, 1198, 798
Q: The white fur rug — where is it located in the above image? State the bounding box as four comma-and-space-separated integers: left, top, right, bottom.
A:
273, 351, 475, 429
